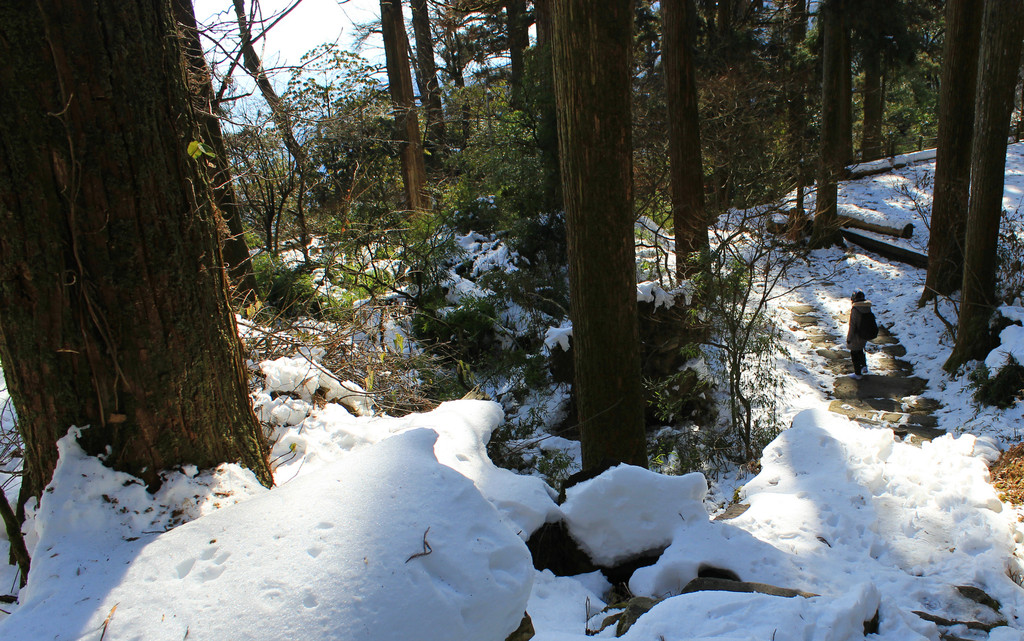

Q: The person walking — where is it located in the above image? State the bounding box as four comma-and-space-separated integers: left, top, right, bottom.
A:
847, 291, 876, 379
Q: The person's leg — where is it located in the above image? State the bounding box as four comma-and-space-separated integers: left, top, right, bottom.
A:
851, 349, 866, 376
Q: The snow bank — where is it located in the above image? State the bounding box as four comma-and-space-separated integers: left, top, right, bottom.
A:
986, 306, 1024, 371
620, 583, 880, 641
549, 409, 1023, 640
2, 429, 533, 641
562, 465, 708, 566
258, 349, 373, 418
266, 396, 560, 538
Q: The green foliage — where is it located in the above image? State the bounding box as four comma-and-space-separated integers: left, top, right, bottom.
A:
970, 357, 1024, 409
645, 366, 713, 425
414, 295, 498, 357
998, 212, 1024, 305
187, 140, 215, 160
535, 448, 577, 488
647, 424, 738, 477
250, 253, 353, 321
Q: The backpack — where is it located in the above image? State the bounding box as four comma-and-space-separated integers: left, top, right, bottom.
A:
859, 309, 879, 340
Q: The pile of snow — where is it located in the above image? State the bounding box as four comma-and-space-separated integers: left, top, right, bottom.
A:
986, 305, 1024, 371
3, 373, 1024, 641
532, 409, 1024, 640
255, 348, 373, 422
562, 466, 707, 566
2, 428, 532, 641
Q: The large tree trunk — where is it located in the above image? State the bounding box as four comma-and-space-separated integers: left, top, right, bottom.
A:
0, 0, 273, 502
663, 0, 708, 279
787, 0, 810, 219
946, 0, 1024, 371
532, 0, 562, 213
381, 0, 429, 212
922, 0, 983, 304
173, 0, 259, 305
552, 0, 647, 471
506, 0, 529, 107
838, 12, 853, 165
410, 0, 447, 167
860, 48, 885, 162
811, 0, 845, 248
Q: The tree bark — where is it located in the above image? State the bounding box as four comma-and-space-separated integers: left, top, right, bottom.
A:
922, 0, 983, 303
382, 0, 429, 211
506, 0, 529, 107
838, 12, 853, 165
0, 0, 273, 501
552, 0, 647, 471
811, 0, 845, 248
410, 0, 447, 166
173, 0, 259, 305
946, 0, 1024, 371
663, 0, 708, 279
787, 0, 810, 219
532, 0, 562, 213
860, 48, 885, 162
535, 0, 553, 47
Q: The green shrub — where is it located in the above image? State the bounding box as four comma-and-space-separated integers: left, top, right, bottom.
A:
252, 254, 335, 319
970, 356, 1024, 409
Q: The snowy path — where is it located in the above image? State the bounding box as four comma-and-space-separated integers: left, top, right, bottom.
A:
783, 302, 944, 442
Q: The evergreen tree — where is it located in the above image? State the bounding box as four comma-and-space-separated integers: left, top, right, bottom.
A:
0, 0, 274, 503
381, 0, 429, 211
663, 0, 708, 278
551, 0, 647, 470
946, 0, 1024, 371
922, 0, 983, 303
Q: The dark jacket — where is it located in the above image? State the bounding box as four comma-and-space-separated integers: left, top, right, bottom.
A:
847, 300, 873, 350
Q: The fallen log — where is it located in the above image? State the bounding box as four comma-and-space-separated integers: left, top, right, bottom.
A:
839, 228, 929, 269
681, 576, 817, 598
844, 148, 937, 180
838, 215, 913, 239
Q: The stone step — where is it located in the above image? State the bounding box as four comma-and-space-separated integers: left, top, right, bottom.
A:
833, 374, 927, 400
828, 399, 940, 429
788, 299, 941, 442
869, 326, 899, 346
881, 344, 907, 358
786, 304, 817, 315
847, 416, 945, 443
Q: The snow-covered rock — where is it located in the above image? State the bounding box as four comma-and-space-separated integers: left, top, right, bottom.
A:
561, 465, 708, 566
3, 429, 533, 641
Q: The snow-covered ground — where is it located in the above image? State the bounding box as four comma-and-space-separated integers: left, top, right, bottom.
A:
2, 145, 1024, 640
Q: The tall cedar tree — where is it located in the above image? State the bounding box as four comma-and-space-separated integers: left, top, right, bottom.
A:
860, 47, 884, 161
663, 0, 708, 279
506, 0, 530, 107
532, 0, 563, 212
410, 0, 447, 166
552, 0, 647, 470
811, 0, 845, 247
838, 12, 853, 165
787, 0, 811, 219
173, 0, 259, 305
381, 0, 429, 211
945, 0, 1024, 371
0, 0, 273, 502
922, 0, 983, 303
